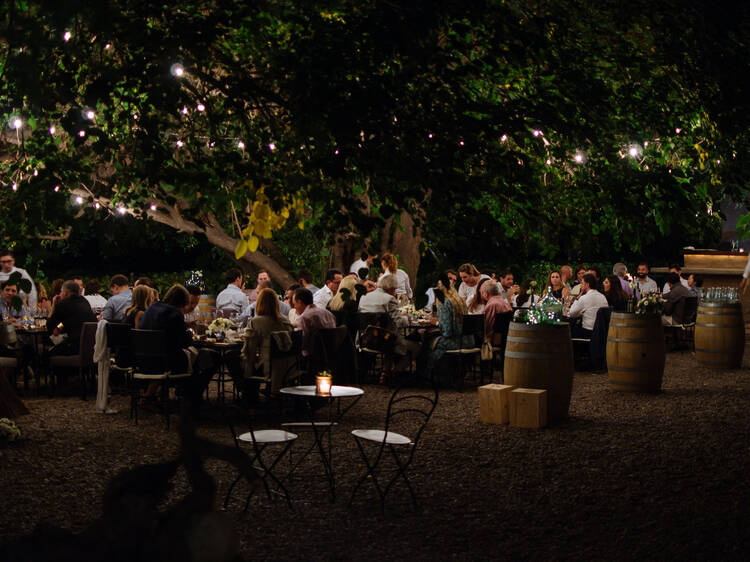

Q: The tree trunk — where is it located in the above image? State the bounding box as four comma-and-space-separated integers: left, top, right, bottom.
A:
379, 210, 422, 288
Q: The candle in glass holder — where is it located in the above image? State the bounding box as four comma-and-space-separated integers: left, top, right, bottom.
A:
316, 374, 332, 396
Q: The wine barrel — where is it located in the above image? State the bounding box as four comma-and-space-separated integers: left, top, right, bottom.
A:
503, 322, 574, 422
694, 302, 745, 369
606, 313, 665, 393
197, 294, 216, 318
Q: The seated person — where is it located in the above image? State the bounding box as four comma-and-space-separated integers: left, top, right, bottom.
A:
328, 275, 362, 329
284, 283, 301, 323
0, 281, 32, 367
543, 270, 570, 300
0, 280, 28, 324
241, 288, 294, 397
83, 279, 108, 313
124, 285, 157, 329
292, 288, 336, 357
511, 279, 540, 309
101, 274, 132, 323
312, 269, 343, 309
237, 280, 290, 325
482, 281, 512, 346
183, 285, 202, 327
662, 264, 690, 294
46, 280, 97, 356
662, 272, 692, 325
467, 278, 492, 315
603, 275, 629, 312
215, 268, 248, 314
567, 273, 608, 338
687, 273, 703, 295
139, 284, 196, 374
358, 274, 421, 372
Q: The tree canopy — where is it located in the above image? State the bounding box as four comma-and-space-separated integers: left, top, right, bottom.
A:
1, 0, 748, 281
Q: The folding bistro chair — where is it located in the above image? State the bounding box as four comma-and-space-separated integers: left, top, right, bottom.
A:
106, 322, 133, 394
224, 407, 298, 510
665, 296, 698, 350
356, 312, 392, 383
348, 385, 438, 512
442, 314, 484, 387
489, 310, 514, 382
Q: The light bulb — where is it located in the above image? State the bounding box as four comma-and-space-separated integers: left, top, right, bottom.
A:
12, 118, 22, 129
268, 142, 276, 151
196, 103, 205, 112
574, 153, 584, 163
49, 126, 56, 134
54, 185, 60, 192
170, 63, 185, 77
629, 146, 638, 157
12, 183, 17, 191
78, 130, 85, 137
85, 110, 95, 120
63, 31, 71, 41
675, 127, 681, 134
75, 196, 83, 204
94, 202, 100, 209
118, 207, 126, 215
150, 204, 157, 211
176, 140, 184, 147
181, 107, 188, 115
500, 134, 507, 142
237, 141, 245, 149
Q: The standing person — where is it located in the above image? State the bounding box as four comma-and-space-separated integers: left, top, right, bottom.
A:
46, 280, 97, 356
312, 269, 343, 309
687, 273, 703, 295
0, 250, 37, 311
215, 268, 248, 314
378, 253, 413, 301
457, 263, 490, 305
349, 251, 377, 275
634, 262, 659, 298
101, 274, 132, 323
246, 270, 271, 304
567, 273, 608, 338
84, 279, 108, 313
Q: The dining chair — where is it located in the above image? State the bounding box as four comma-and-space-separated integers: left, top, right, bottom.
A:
356, 312, 393, 383
48, 322, 98, 399
443, 314, 484, 387
129, 329, 192, 428
106, 322, 133, 393
348, 384, 438, 512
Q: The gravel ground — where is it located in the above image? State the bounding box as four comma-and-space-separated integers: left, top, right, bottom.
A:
1, 351, 749, 560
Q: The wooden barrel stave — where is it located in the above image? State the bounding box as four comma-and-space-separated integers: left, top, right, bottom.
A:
606, 313, 665, 393
503, 322, 574, 422
694, 302, 744, 369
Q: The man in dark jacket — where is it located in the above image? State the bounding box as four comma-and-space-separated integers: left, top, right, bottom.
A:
47, 280, 97, 355
662, 272, 692, 325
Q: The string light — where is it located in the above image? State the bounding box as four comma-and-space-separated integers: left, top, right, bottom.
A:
196, 103, 205, 112
546, 159, 551, 165
500, 135, 507, 142
459, 141, 465, 146
268, 142, 276, 151
75, 196, 83, 204
133, 114, 138, 120
675, 127, 681, 134
574, 153, 584, 163
85, 110, 95, 120
63, 31, 71, 41
54, 185, 60, 192
49, 126, 56, 134
533, 130, 541, 137
104, 43, 111, 49
33, 170, 38, 176
181, 107, 188, 115
428, 133, 433, 139
170, 63, 185, 77
78, 130, 86, 137
11, 117, 22, 129
176, 140, 184, 147
237, 141, 245, 149
12, 183, 17, 191
150, 204, 157, 211
118, 207, 126, 215
644, 141, 649, 147
629, 146, 639, 158
94, 202, 100, 209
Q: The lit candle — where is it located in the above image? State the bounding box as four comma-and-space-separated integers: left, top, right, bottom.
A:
316, 373, 332, 396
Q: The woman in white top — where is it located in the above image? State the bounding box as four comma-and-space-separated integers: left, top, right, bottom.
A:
378, 253, 413, 301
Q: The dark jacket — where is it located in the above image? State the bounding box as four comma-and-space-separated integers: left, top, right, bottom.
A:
46, 295, 97, 349
139, 301, 193, 372
663, 283, 691, 324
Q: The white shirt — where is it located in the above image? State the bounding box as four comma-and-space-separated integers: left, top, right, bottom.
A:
350, 259, 368, 274
378, 269, 413, 299
635, 276, 659, 298
662, 277, 690, 295
0, 266, 37, 310
313, 284, 334, 309
215, 283, 248, 313
568, 289, 609, 330
85, 294, 108, 312
458, 274, 490, 304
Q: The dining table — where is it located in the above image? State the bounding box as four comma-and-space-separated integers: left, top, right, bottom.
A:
279, 384, 364, 502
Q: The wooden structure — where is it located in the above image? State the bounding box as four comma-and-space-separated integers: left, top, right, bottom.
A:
694, 302, 745, 369
607, 313, 666, 393
509, 388, 548, 428
478, 384, 513, 424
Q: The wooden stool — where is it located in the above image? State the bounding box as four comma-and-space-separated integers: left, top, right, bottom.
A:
478, 384, 514, 424
510, 388, 547, 428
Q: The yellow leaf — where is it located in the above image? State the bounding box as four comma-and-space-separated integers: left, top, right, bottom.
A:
248, 235, 260, 252
234, 239, 248, 260
298, 221, 305, 230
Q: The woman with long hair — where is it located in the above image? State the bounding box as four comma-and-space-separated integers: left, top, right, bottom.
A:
378, 253, 413, 302
603, 275, 628, 311
124, 285, 157, 329
512, 279, 540, 309
241, 287, 294, 398
543, 270, 570, 300
420, 272, 472, 380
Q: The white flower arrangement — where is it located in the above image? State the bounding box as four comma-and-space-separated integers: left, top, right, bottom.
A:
207, 317, 236, 335
635, 293, 665, 316
0, 418, 21, 442
400, 304, 417, 316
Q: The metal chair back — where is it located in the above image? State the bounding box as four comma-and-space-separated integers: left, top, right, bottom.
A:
79, 322, 99, 366
107, 322, 132, 367
130, 329, 169, 374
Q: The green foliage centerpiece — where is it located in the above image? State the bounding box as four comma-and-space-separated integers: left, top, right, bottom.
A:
514, 284, 564, 326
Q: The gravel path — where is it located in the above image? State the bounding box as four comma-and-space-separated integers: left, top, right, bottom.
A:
1, 351, 748, 560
